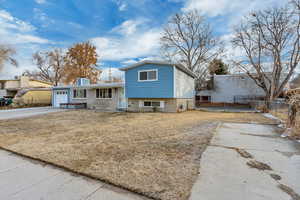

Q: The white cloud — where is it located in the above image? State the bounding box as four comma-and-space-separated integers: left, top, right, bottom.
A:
121, 59, 138, 65
91, 19, 162, 62
182, 0, 288, 25
33, 8, 55, 28
35, 0, 47, 4
0, 9, 52, 78
0, 10, 35, 32
100, 67, 124, 81
113, 0, 128, 11
112, 19, 145, 36
118, 3, 127, 11
121, 56, 164, 66
0, 9, 50, 44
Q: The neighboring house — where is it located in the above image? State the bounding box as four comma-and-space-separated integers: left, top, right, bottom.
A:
291, 74, 300, 89
120, 60, 196, 112
52, 78, 126, 112
196, 74, 266, 105
0, 76, 52, 105
52, 60, 196, 112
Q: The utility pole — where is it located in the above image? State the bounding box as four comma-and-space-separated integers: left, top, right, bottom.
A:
108, 66, 112, 82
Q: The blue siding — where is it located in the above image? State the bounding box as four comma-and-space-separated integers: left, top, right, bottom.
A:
125, 64, 174, 98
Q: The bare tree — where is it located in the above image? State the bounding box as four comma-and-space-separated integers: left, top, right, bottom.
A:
160, 10, 223, 89
232, 2, 300, 111
28, 49, 65, 86
0, 44, 18, 72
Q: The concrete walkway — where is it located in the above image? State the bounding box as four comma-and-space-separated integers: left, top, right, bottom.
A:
0, 107, 65, 120
0, 150, 147, 200
190, 123, 300, 200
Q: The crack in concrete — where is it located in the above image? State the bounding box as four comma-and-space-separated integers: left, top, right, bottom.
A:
81, 185, 104, 200
210, 144, 300, 156
275, 150, 300, 158
239, 132, 279, 138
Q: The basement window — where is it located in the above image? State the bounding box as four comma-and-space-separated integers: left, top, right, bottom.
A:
143, 101, 162, 107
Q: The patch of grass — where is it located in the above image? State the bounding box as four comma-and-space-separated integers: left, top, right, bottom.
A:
0, 110, 275, 200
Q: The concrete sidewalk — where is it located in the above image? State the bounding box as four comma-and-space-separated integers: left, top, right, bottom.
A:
190, 123, 300, 200
0, 150, 147, 200
0, 107, 65, 120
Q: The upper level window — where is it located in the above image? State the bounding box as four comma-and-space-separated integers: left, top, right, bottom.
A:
73, 89, 87, 99
96, 88, 112, 99
138, 69, 157, 81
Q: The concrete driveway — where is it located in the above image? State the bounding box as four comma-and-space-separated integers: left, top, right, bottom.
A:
0, 107, 65, 120
0, 150, 147, 200
190, 123, 300, 200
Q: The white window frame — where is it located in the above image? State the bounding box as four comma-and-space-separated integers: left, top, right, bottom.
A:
138, 69, 158, 82
96, 88, 113, 99
140, 100, 164, 108
73, 89, 87, 99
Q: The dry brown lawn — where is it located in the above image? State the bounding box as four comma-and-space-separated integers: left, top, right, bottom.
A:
0, 110, 275, 200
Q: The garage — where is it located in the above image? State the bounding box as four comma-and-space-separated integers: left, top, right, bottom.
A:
53, 90, 68, 107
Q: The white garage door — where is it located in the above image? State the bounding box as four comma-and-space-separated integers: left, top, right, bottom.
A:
54, 90, 68, 107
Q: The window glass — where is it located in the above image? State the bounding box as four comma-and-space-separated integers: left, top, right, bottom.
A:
73, 89, 86, 98
144, 101, 151, 107
148, 71, 157, 80
139, 70, 157, 81
108, 88, 112, 98
96, 88, 112, 98
139, 72, 147, 80
152, 101, 160, 107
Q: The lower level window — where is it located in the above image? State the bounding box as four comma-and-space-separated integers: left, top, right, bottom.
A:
96, 88, 112, 99
73, 89, 87, 98
143, 101, 161, 107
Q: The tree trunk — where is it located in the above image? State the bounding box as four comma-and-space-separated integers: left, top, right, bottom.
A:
263, 94, 273, 113
287, 104, 297, 128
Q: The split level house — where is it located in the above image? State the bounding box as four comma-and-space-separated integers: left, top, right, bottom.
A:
52, 60, 196, 112
0, 76, 52, 105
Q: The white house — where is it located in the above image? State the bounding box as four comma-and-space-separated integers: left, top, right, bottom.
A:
196, 74, 266, 104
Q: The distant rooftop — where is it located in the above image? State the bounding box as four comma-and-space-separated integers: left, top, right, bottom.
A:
53, 82, 124, 89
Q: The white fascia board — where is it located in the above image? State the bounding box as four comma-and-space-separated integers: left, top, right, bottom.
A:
173, 65, 177, 98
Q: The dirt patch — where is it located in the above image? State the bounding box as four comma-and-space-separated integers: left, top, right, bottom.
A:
270, 173, 282, 181
0, 110, 275, 200
235, 149, 253, 159
246, 160, 272, 171
278, 184, 300, 200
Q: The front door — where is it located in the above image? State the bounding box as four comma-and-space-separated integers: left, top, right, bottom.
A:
117, 88, 127, 108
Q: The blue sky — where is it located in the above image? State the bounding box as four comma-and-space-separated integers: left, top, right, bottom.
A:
0, 0, 288, 79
